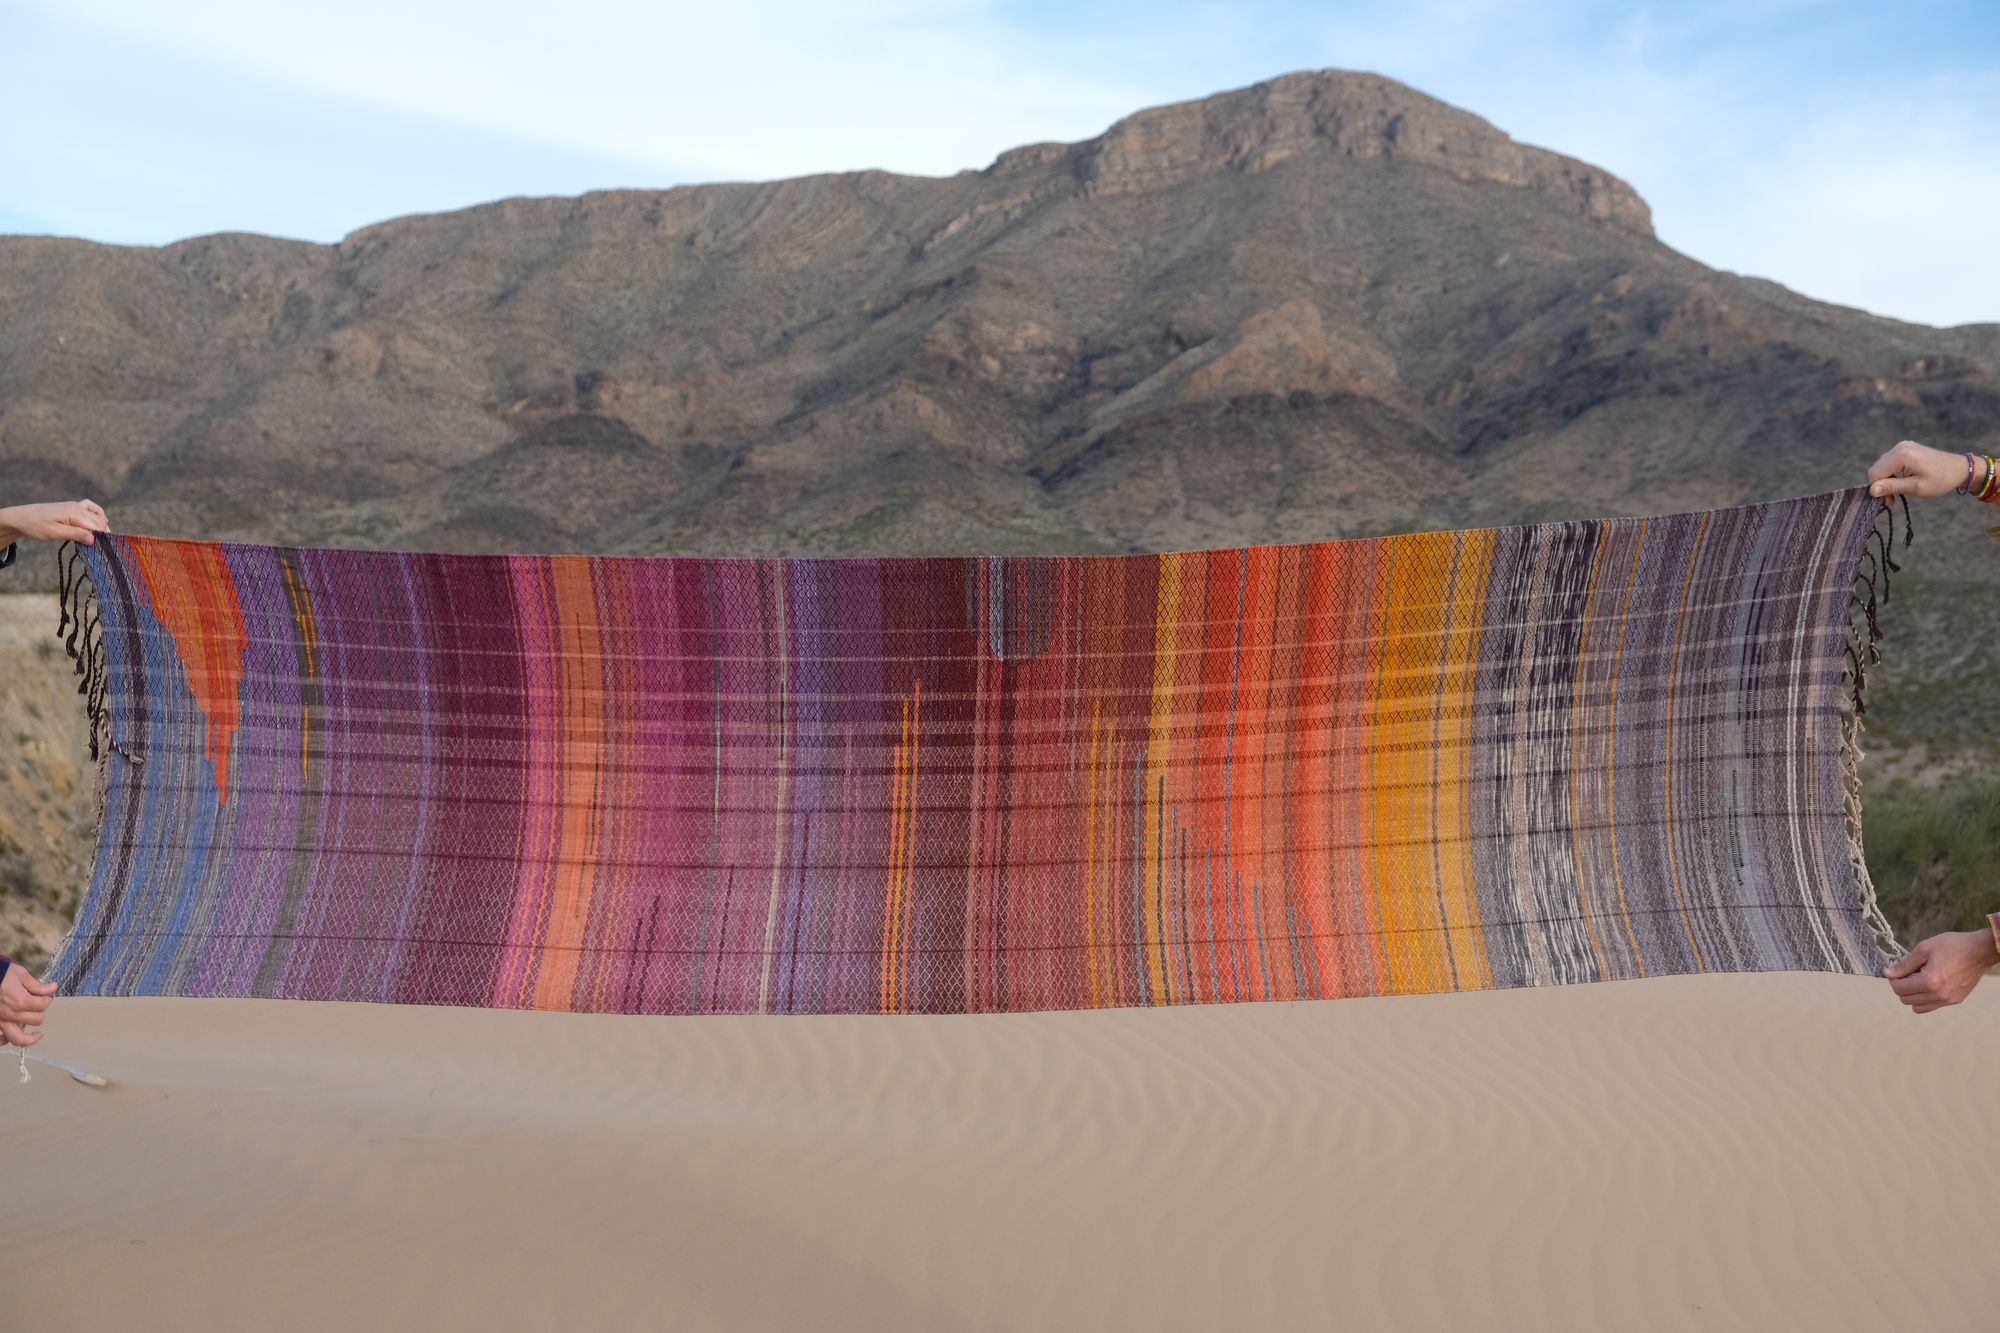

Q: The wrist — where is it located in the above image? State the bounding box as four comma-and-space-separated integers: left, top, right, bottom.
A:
0, 507, 19, 545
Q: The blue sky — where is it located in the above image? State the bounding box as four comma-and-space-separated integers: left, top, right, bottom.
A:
4, 0, 1996, 326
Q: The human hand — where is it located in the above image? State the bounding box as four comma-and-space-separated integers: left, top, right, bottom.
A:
0, 965, 56, 1046
1867, 439, 1973, 502
0, 499, 111, 546
1881, 929, 1999, 1013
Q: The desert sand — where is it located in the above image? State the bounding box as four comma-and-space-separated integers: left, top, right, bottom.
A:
4, 972, 1995, 1331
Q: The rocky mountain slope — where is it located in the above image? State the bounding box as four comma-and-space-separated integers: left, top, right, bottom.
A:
4, 69, 1994, 564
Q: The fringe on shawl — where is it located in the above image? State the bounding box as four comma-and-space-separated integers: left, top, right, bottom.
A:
54, 539, 143, 814
1840, 492, 1908, 962
48, 538, 142, 984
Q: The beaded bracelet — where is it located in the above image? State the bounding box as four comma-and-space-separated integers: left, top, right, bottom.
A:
1961, 451, 1980, 494
1982, 455, 2000, 502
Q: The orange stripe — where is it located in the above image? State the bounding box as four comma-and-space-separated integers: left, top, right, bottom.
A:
1286, 544, 1336, 995
1194, 551, 1238, 999
1142, 554, 1176, 1001
1238, 546, 1278, 984
128, 539, 247, 804
531, 557, 607, 1010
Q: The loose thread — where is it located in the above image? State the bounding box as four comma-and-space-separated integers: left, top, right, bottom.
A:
63, 588, 89, 672
77, 592, 102, 762
1852, 562, 1882, 658
12, 1050, 110, 1088
56, 540, 77, 637
1868, 527, 1894, 605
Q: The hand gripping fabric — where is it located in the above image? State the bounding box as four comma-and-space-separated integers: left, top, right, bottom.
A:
45, 486, 1908, 1013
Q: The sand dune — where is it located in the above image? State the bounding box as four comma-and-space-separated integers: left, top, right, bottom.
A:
5, 972, 1995, 1331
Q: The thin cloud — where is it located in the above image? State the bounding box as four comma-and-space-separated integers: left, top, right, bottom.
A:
11, 0, 1154, 182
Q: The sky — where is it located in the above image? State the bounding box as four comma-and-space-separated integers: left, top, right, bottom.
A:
3, 0, 1996, 327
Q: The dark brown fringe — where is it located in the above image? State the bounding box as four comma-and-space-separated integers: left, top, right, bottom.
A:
52, 539, 142, 769
1839, 496, 1894, 850
1843, 493, 1911, 717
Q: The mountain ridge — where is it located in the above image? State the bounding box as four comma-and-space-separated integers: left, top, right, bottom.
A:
0, 66, 1993, 572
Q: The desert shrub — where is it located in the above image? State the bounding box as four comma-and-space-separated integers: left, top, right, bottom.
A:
1864, 776, 2000, 942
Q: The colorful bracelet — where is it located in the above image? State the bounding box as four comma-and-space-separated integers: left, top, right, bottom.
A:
1961, 452, 1980, 494
1982, 456, 2000, 502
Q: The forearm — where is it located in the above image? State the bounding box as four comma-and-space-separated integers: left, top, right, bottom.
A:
0, 500, 112, 550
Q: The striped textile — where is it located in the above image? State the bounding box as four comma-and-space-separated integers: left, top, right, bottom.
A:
48, 486, 1905, 1013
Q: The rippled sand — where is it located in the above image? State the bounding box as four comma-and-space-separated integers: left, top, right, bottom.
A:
7, 972, 1994, 1330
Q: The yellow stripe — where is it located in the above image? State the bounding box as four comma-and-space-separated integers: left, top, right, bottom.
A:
903, 680, 921, 1009
1372, 534, 1454, 993
880, 694, 910, 1012
1441, 529, 1495, 989
280, 557, 318, 784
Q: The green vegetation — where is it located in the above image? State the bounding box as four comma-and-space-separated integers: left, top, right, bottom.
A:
1858, 568, 2000, 775
1864, 774, 2000, 943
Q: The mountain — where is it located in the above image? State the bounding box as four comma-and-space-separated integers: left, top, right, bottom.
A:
4, 68, 1994, 566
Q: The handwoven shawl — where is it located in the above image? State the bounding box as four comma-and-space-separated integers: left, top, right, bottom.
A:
45, 486, 1907, 1014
